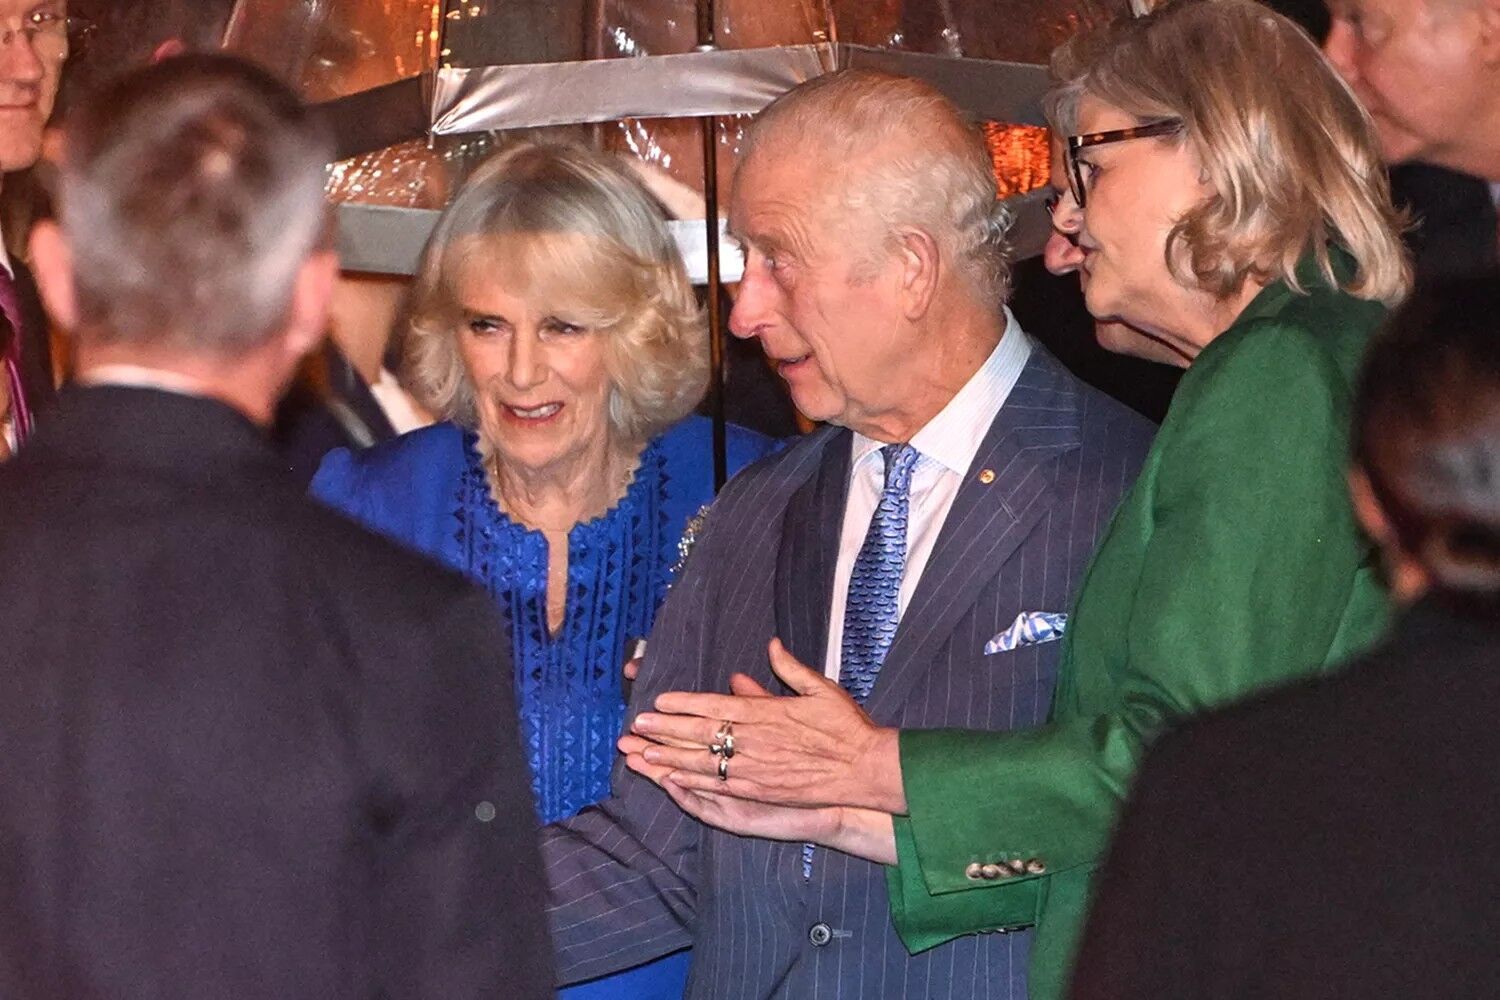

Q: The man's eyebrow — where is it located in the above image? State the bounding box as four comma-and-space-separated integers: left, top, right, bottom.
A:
728, 226, 788, 255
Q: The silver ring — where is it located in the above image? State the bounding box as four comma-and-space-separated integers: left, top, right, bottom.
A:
709, 721, 735, 759
717, 755, 731, 782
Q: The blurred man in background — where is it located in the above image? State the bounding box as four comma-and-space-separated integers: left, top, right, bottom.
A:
0, 54, 552, 996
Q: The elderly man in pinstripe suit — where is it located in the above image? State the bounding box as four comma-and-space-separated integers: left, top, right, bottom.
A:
542, 69, 1155, 999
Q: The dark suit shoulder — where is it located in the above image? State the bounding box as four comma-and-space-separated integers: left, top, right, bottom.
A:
1133, 605, 1498, 818
1022, 343, 1157, 495
1025, 340, 1157, 434
1073, 366, 1158, 457
291, 487, 489, 619
710, 423, 840, 504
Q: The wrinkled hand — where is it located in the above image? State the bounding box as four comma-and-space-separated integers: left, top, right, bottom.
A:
627, 638, 907, 814
620, 734, 897, 864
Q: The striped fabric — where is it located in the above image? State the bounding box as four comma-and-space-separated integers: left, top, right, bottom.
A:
542, 346, 1156, 1000
0, 264, 33, 446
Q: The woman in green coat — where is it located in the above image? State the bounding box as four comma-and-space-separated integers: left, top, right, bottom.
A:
620, 2, 1413, 996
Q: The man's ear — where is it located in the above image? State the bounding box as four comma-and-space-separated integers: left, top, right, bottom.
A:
27, 220, 77, 331
1348, 466, 1433, 602
1477, 0, 1500, 64
893, 227, 941, 322
1348, 468, 1394, 546
281, 249, 338, 360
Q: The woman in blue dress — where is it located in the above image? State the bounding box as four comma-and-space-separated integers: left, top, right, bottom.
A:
312, 141, 779, 998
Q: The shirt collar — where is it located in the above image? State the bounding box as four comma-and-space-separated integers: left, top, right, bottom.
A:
851, 307, 1033, 476
77, 364, 215, 398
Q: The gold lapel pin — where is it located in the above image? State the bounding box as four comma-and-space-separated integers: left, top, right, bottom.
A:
978, 469, 996, 485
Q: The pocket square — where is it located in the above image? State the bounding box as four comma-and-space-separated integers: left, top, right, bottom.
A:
985, 612, 1068, 654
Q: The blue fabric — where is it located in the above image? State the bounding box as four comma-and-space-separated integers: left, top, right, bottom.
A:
803, 442, 919, 878
312, 414, 779, 999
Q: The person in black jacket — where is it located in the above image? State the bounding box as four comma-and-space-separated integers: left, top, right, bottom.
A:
1, 54, 553, 997
0, 0, 73, 452
1069, 273, 1500, 1000
1323, 0, 1500, 277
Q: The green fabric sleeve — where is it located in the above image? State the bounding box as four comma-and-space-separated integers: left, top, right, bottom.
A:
888, 319, 1385, 967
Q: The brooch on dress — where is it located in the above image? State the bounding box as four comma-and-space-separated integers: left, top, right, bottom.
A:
671, 503, 714, 580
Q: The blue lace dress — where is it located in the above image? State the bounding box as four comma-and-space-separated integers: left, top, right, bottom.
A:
312, 415, 779, 999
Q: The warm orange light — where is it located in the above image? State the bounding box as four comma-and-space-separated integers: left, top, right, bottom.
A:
982, 123, 1052, 199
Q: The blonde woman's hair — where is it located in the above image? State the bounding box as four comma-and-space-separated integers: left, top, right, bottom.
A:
1046, 0, 1411, 305
402, 141, 708, 444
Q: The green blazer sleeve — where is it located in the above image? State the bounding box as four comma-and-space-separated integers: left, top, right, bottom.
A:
887, 310, 1388, 986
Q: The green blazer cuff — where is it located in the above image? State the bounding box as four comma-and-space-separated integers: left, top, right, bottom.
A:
901, 728, 1062, 893
888, 814, 1043, 953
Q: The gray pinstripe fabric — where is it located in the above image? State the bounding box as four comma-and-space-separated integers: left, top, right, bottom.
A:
543, 347, 1156, 999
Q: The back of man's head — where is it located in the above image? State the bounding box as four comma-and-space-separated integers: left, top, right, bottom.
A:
743, 69, 1012, 308
56, 54, 331, 355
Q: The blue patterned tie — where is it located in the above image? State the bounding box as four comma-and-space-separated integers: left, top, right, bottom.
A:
804, 442, 920, 878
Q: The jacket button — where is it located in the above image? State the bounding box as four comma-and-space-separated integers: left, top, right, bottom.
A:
980, 863, 1005, 880
808, 922, 833, 947
965, 862, 985, 880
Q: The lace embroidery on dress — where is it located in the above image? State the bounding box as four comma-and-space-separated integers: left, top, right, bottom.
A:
451, 433, 676, 824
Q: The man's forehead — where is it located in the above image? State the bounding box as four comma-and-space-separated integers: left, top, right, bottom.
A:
729, 149, 830, 226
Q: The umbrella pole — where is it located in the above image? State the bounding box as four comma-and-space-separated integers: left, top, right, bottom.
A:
697, 0, 728, 492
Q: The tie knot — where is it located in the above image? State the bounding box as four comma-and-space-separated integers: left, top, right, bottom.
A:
879, 443, 919, 494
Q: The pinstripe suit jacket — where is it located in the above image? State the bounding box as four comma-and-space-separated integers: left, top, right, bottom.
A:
542, 346, 1155, 999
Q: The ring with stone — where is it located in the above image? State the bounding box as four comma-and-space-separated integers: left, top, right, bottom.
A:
717, 755, 731, 782
709, 721, 736, 759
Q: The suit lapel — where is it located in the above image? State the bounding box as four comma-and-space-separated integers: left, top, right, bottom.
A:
11, 261, 55, 414
772, 426, 851, 679
864, 350, 1084, 723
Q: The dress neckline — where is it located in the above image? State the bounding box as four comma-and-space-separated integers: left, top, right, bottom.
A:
462, 431, 661, 540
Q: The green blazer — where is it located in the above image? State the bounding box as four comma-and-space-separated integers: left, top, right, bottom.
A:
886, 265, 1391, 999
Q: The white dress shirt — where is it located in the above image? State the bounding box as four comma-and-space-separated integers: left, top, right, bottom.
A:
822, 311, 1033, 680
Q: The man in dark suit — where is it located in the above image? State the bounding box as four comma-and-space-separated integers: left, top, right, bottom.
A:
0, 0, 72, 451
0, 260, 52, 453
540, 70, 1156, 999
1323, 0, 1500, 272
0, 54, 552, 996
1067, 274, 1500, 1000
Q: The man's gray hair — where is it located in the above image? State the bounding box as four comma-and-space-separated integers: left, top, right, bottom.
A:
59, 54, 332, 353
743, 69, 1013, 307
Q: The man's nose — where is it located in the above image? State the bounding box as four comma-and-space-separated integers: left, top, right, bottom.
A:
0, 29, 48, 85
728, 265, 774, 341
1043, 231, 1085, 276
1321, 22, 1360, 86
1043, 191, 1086, 277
